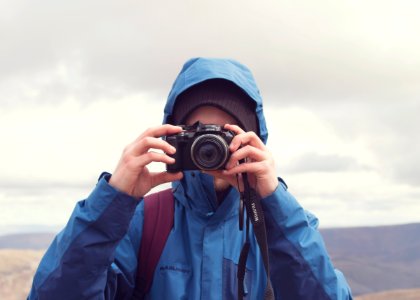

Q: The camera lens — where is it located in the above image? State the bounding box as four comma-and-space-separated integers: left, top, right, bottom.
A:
191, 134, 229, 170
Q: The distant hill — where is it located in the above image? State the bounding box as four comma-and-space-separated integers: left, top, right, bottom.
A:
0, 222, 419, 298
321, 223, 420, 296
0, 249, 44, 300
0, 232, 56, 250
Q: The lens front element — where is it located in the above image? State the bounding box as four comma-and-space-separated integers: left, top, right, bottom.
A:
191, 134, 229, 170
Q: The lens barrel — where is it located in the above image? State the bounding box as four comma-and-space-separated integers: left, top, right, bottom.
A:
191, 134, 229, 170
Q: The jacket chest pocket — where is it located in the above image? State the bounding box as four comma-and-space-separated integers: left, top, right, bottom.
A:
148, 263, 192, 299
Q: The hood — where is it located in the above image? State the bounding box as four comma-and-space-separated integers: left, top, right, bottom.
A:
163, 58, 268, 143
163, 58, 269, 216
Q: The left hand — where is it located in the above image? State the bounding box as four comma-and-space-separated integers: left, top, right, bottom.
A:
205, 124, 278, 198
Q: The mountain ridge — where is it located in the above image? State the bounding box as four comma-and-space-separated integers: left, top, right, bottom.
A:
1, 222, 419, 296
320, 223, 420, 295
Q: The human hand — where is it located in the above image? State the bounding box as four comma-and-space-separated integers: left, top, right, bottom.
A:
205, 124, 278, 198
109, 124, 183, 199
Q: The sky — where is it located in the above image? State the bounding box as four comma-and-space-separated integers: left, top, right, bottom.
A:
0, 0, 419, 234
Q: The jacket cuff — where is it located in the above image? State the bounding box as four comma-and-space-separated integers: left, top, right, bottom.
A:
96, 171, 141, 200
81, 172, 139, 233
260, 178, 306, 227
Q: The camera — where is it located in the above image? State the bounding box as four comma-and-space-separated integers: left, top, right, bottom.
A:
164, 122, 235, 172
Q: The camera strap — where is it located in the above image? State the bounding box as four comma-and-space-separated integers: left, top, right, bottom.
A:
237, 173, 274, 300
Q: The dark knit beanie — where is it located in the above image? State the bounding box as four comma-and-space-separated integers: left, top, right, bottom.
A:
170, 79, 259, 135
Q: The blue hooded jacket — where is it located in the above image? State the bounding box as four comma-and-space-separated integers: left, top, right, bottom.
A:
28, 58, 352, 299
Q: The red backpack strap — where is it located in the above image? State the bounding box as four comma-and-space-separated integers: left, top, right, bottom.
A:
132, 188, 174, 299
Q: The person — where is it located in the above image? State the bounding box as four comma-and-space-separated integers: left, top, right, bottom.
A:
28, 58, 353, 299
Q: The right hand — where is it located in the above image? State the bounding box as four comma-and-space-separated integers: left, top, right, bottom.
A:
109, 124, 184, 199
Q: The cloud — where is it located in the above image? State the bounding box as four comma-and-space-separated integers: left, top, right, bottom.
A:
0, 93, 166, 186
283, 152, 370, 174
0, 178, 91, 196
283, 171, 420, 227
1, 0, 419, 229
316, 100, 420, 186
2, 0, 420, 107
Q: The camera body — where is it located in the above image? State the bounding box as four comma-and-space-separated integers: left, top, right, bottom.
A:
165, 122, 235, 173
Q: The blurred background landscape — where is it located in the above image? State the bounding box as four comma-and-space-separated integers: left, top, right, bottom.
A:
1, 223, 420, 299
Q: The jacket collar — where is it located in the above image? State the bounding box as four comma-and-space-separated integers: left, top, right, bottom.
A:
173, 171, 239, 223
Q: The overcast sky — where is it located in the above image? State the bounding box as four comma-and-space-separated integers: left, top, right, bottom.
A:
1, 0, 419, 234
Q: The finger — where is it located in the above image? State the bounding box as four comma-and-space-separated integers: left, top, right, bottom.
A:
150, 171, 183, 187
128, 151, 176, 169
225, 145, 266, 169
123, 124, 181, 155
223, 161, 265, 175
137, 124, 183, 141
129, 136, 177, 156
229, 131, 265, 152
224, 124, 246, 135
